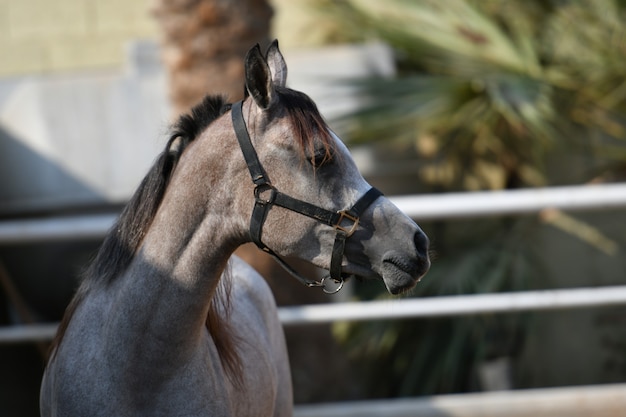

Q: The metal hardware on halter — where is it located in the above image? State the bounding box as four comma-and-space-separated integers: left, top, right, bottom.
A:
334, 210, 359, 237
320, 277, 344, 294
231, 100, 382, 293
254, 183, 277, 205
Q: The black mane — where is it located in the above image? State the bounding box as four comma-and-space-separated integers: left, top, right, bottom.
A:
88, 95, 231, 286
51, 95, 230, 353
171, 95, 232, 150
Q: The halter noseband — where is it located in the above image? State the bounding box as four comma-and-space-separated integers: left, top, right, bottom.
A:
232, 100, 382, 293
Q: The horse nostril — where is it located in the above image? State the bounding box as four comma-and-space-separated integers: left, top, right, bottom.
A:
413, 230, 431, 279
413, 230, 430, 257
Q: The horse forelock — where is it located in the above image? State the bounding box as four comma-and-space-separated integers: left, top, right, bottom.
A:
275, 87, 336, 164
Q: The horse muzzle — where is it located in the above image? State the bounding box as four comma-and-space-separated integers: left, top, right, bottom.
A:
381, 230, 430, 295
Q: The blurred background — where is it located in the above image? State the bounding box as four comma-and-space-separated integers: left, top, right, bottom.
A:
1, 0, 626, 416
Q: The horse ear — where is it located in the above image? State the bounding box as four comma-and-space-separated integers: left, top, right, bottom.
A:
265, 39, 287, 88
244, 43, 275, 110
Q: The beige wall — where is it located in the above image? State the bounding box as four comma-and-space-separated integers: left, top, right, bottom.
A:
271, 0, 336, 49
0, 0, 157, 76
0, 0, 332, 77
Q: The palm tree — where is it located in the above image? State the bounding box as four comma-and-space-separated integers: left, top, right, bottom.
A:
152, 0, 273, 115
322, 0, 626, 189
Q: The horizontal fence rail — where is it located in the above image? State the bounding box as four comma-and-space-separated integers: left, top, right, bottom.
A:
0, 213, 117, 244
0, 323, 57, 344
2, 183, 626, 244
3, 285, 626, 343
392, 182, 626, 220
293, 383, 626, 417
278, 285, 626, 325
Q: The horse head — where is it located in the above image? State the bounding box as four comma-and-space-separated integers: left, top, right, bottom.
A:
230, 41, 430, 295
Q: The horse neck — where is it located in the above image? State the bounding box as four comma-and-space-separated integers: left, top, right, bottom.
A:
113, 122, 246, 359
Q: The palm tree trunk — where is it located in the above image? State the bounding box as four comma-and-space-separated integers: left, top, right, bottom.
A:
153, 0, 273, 116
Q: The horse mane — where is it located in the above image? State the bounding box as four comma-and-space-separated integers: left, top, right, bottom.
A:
50, 88, 334, 387
50, 95, 235, 367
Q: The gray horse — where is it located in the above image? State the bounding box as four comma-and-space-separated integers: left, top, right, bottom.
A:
40, 41, 430, 416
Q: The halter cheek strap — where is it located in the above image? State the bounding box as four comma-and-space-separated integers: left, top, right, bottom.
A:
232, 100, 382, 293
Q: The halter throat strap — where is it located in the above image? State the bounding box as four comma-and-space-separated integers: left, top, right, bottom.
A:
231, 100, 382, 292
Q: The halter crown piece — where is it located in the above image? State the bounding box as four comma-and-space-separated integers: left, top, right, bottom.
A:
232, 101, 382, 294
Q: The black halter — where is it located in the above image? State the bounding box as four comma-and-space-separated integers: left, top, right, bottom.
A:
232, 100, 382, 293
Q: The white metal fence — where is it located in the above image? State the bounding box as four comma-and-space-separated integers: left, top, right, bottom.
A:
392, 182, 626, 219
2, 182, 626, 416
3, 284, 626, 344
3, 182, 626, 244
279, 285, 626, 324
293, 383, 626, 417
3, 182, 626, 338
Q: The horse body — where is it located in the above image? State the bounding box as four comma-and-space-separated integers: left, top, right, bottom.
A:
41, 101, 290, 414
41, 257, 290, 417
41, 40, 429, 416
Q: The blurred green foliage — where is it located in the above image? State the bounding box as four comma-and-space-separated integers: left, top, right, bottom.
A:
323, 0, 626, 191
319, 0, 626, 397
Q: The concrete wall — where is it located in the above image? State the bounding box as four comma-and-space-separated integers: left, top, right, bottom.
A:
0, 40, 393, 214
0, 42, 169, 213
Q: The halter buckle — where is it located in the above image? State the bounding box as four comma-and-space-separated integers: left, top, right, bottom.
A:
335, 210, 359, 237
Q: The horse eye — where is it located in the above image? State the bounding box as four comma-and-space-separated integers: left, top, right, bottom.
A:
311, 149, 333, 167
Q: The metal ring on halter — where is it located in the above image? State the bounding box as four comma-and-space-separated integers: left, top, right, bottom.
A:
321, 276, 344, 294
